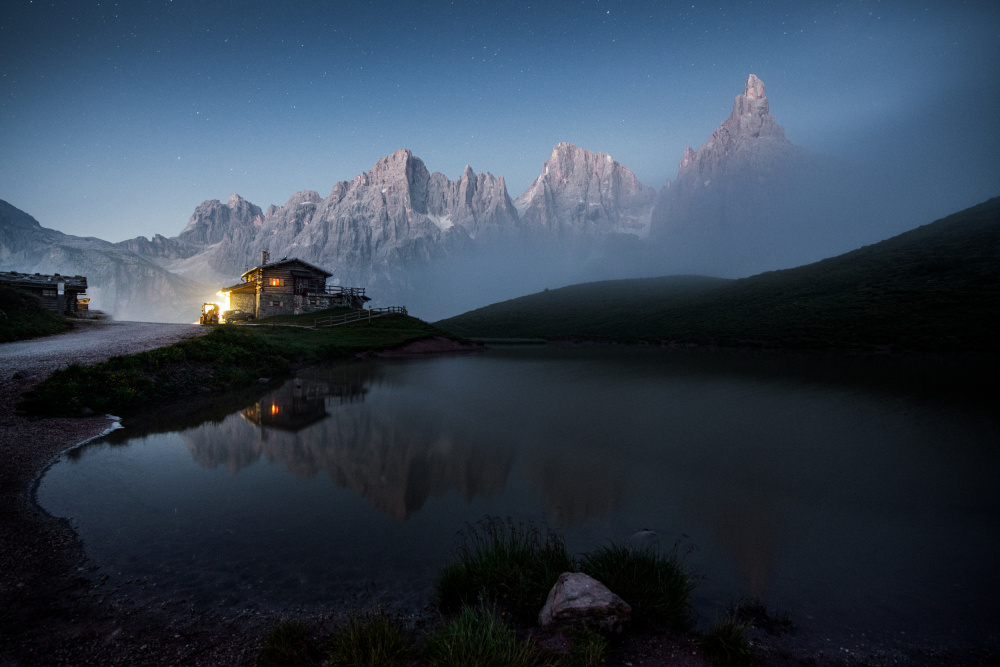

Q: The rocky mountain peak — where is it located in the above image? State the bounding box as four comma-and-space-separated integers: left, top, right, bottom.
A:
669, 74, 793, 187
283, 190, 322, 208
0, 199, 43, 231
650, 74, 813, 255
177, 194, 264, 247
744, 73, 765, 100
515, 142, 655, 237
366, 148, 429, 188
727, 73, 781, 140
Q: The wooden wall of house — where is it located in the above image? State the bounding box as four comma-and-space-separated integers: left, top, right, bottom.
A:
256, 264, 327, 318
21, 287, 81, 315
2, 274, 87, 316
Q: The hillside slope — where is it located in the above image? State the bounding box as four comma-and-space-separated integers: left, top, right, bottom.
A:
437, 197, 1000, 351
0, 284, 70, 342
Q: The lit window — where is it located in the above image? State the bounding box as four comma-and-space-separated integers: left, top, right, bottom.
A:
270, 278, 280, 286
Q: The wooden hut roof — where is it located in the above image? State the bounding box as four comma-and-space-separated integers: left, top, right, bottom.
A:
239, 258, 332, 282
1, 271, 87, 290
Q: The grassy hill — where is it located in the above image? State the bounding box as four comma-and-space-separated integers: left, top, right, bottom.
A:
0, 284, 71, 342
437, 197, 1000, 351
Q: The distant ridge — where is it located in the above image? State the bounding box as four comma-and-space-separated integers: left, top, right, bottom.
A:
0, 199, 211, 321
436, 197, 1000, 351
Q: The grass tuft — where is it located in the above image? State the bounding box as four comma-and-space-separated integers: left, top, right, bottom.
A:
257, 620, 317, 667
561, 626, 608, 667
730, 596, 794, 636
697, 615, 753, 667
579, 542, 694, 630
436, 516, 573, 621
423, 604, 551, 667
327, 609, 411, 666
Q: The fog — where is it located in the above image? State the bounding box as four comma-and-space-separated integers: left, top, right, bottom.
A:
399, 71, 1000, 322
403, 151, 999, 322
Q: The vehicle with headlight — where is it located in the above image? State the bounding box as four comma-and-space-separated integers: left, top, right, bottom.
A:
221, 309, 254, 324
199, 303, 219, 325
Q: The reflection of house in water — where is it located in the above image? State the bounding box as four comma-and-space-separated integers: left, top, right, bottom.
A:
241, 372, 369, 433
183, 365, 514, 520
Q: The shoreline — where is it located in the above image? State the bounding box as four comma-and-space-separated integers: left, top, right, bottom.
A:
0, 323, 281, 665
2, 331, 997, 665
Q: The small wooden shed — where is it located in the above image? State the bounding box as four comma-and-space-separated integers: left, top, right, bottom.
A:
0, 271, 88, 315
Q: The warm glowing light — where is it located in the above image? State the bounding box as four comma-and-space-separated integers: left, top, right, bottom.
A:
271, 404, 279, 415
216, 290, 231, 311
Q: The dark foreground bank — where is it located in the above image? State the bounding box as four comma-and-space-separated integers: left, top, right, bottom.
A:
2, 327, 997, 665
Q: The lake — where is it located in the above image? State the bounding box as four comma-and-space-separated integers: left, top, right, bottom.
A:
36, 346, 1000, 647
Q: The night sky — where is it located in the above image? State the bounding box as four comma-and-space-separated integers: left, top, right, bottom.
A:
2, 0, 998, 242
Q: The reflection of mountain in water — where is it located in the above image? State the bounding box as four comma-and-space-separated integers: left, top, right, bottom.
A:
315, 409, 513, 519
522, 445, 628, 527
183, 364, 514, 519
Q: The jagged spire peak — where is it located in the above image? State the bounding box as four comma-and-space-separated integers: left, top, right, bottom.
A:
744, 74, 766, 100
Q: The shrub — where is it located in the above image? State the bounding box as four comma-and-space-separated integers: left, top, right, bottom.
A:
328, 609, 411, 666
436, 517, 573, 621
579, 542, 694, 630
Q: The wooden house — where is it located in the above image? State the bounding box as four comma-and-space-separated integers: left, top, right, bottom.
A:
219, 254, 370, 319
0, 271, 88, 315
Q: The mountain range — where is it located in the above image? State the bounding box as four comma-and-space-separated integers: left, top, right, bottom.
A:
0, 76, 878, 321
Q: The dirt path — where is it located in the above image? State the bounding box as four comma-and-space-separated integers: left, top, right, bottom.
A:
1, 320, 207, 380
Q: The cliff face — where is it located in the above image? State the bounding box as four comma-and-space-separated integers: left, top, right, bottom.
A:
515, 142, 656, 238
151, 150, 523, 293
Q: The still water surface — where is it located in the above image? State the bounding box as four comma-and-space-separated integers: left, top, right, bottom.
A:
38, 346, 1000, 643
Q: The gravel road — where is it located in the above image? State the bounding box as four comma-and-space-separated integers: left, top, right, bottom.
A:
1, 320, 207, 380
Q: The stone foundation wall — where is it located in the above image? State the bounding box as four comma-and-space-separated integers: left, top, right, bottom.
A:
229, 292, 256, 313
294, 293, 350, 315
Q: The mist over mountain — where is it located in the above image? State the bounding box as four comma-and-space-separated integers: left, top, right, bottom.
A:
2, 75, 986, 322
0, 200, 210, 321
